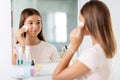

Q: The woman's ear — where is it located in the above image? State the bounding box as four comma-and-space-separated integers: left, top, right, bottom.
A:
83, 26, 89, 35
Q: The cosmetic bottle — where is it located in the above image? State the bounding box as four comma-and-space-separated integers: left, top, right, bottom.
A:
30, 59, 35, 76
24, 46, 31, 77
16, 46, 25, 77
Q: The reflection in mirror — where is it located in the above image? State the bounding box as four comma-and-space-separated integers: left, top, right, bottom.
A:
11, 0, 78, 65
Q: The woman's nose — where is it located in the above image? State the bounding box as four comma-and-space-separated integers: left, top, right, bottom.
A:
33, 23, 38, 28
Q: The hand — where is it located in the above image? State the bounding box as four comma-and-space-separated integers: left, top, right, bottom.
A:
15, 26, 27, 46
69, 26, 85, 51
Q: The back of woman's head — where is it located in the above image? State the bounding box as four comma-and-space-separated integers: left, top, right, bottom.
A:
19, 8, 46, 41
81, 0, 116, 58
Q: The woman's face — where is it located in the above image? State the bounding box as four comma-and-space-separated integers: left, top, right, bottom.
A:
24, 14, 42, 37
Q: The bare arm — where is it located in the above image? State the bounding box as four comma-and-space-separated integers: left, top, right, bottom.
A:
15, 26, 27, 53
52, 27, 90, 80
12, 43, 17, 65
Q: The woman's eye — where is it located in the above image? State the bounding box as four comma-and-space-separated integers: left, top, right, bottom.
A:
37, 22, 41, 24
29, 22, 33, 25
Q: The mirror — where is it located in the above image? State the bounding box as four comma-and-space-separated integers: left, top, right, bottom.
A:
11, 0, 78, 65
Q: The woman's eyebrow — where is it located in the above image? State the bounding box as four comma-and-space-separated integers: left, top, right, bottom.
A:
37, 20, 41, 21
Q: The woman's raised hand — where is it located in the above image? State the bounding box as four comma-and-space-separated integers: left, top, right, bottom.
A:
15, 25, 28, 46
69, 26, 85, 52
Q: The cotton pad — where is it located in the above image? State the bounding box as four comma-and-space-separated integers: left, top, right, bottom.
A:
79, 22, 84, 27
22, 25, 28, 32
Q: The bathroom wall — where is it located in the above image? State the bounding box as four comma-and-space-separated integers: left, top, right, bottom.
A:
103, 1, 120, 80
0, 0, 13, 80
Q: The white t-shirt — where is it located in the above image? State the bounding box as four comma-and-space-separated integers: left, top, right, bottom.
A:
76, 44, 110, 80
14, 41, 60, 64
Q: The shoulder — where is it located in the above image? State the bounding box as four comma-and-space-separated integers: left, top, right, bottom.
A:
78, 44, 106, 69
41, 41, 57, 49
80, 44, 105, 58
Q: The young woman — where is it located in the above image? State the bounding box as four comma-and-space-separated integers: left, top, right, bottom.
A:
52, 0, 116, 80
12, 8, 60, 64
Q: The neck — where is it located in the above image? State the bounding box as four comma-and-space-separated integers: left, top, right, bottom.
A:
91, 35, 98, 45
25, 36, 40, 45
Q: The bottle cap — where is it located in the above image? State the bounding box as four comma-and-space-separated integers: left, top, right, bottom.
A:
31, 59, 35, 66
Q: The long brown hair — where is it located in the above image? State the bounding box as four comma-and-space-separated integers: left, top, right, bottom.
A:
81, 0, 116, 58
19, 8, 46, 41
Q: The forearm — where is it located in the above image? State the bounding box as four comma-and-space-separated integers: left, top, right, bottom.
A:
15, 26, 26, 46
52, 45, 76, 80
12, 53, 17, 65
53, 26, 84, 80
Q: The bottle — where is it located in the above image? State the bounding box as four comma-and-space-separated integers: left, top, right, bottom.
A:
16, 46, 25, 77
30, 59, 35, 76
24, 46, 31, 77
61, 44, 66, 58
17, 46, 22, 65
16, 46, 26, 65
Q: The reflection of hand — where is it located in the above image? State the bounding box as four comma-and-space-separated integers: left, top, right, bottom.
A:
69, 26, 85, 52
15, 26, 27, 46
